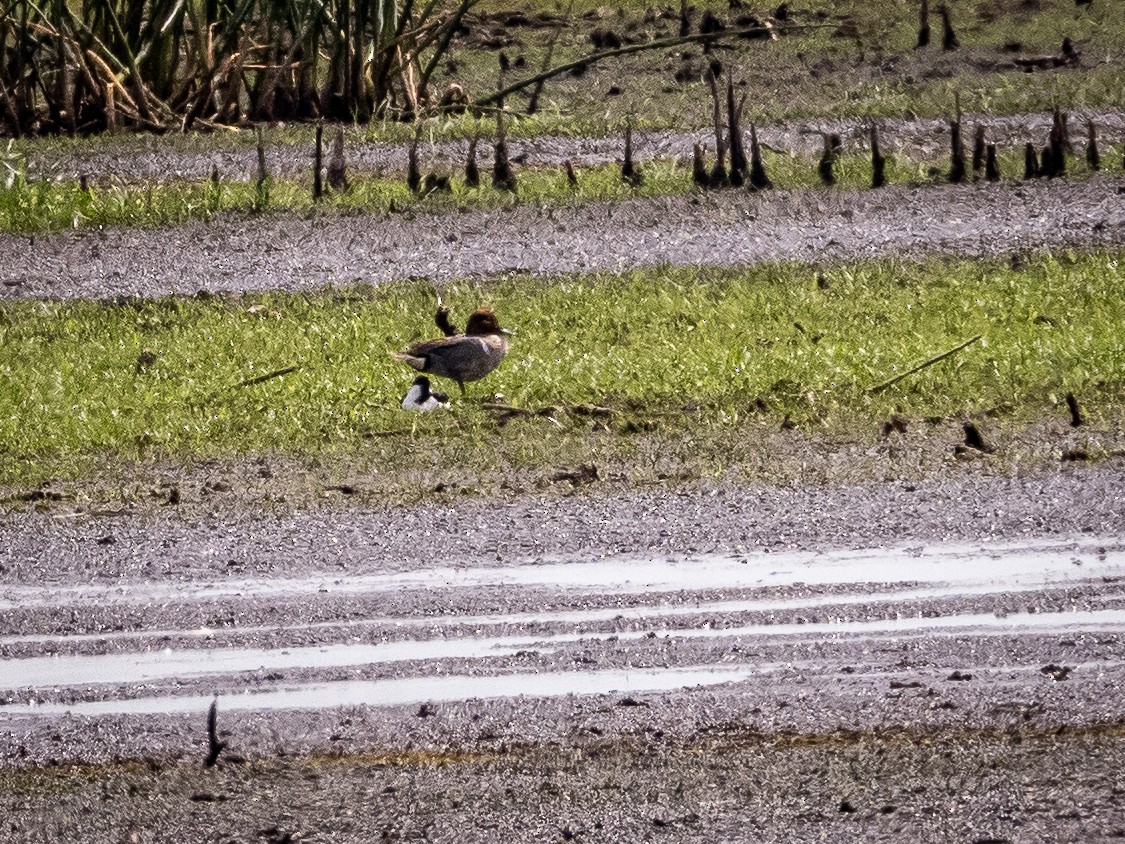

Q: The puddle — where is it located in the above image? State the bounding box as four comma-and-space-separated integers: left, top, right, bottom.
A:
1, 635, 546, 690
6, 664, 768, 717
2, 538, 1121, 612
5, 537, 1123, 719
6, 579, 1111, 650
10, 655, 1125, 719
5, 608, 1123, 694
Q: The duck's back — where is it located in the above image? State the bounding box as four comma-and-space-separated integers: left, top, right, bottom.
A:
411, 334, 508, 383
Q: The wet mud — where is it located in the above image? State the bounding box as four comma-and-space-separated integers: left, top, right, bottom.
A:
4, 91, 1125, 839
3, 467, 1125, 840
2, 175, 1123, 301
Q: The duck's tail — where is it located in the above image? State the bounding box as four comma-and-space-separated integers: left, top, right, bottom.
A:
392, 351, 427, 372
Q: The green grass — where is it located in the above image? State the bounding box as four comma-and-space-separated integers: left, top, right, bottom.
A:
2, 251, 1123, 489
0, 158, 689, 232
1, 142, 1118, 233
449, 0, 1125, 131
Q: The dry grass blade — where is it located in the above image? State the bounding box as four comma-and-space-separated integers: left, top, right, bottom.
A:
236, 365, 301, 389
868, 335, 982, 394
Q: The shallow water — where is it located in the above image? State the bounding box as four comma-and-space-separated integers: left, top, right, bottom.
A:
2, 537, 1118, 612
5, 607, 1124, 694
8, 664, 774, 717
5, 578, 1107, 649
4, 538, 1124, 718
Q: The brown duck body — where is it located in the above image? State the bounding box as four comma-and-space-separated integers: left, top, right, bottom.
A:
395, 308, 510, 393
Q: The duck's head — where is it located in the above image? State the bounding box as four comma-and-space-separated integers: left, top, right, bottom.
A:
465, 308, 513, 337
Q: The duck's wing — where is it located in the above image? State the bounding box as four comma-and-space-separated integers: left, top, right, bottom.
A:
402, 335, 477, 357
394, 336, 456, 372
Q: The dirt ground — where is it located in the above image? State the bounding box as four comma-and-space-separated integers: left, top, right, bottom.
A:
4, 82, 1125, 843
2, 173, 1123, 301
4, 461, 1125, 842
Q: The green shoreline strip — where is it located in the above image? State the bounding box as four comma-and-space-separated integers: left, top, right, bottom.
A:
2, 145, 1120, 234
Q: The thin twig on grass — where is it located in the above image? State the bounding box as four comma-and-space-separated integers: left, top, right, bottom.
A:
236, 365, 301, 388
472, 26, 824, 109
867, 335, 981, 393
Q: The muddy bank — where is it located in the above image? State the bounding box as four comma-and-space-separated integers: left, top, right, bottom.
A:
4, 706, 1124, 843
5, 463, 1125, 587
2, 176, 1123, 301
22, 110, 1125, 185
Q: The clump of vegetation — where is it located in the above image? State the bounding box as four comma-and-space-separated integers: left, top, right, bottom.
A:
0, 0, 480, 135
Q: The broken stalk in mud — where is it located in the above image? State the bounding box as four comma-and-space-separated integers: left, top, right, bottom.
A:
327, 128, 348, 191
205, 697, 226, 768
1066, 392, 1085, 427
208, 165, 221, 212
313, 123, 324, 201
253, 126, 269, 213
961, 420, 993, 453
492, 106, 517, 192
692, 143, 710, 188
916, 0, 931, 48
727, 75, 749, 187
748, 123, 772, 190
985, 143, 1001, 182
621, 123, 643, 187
706, 68, 728, 186
1085, 120, 1100, 171
870, 124, 887, 189
818, 133, 839, 186
407, 132, 422, 195
464, 136, 480, 188
972, 125, 986, 178
940, 5, 959, 50
1039, 108, 1069, 178
564, 159, 579, 189
948, 98, 966, 184
1024, 142, 1040, 179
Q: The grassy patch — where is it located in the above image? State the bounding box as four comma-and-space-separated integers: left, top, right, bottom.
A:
2, 251, 1122, 491
0, 158, 689, 232
451, 0, 1125, 131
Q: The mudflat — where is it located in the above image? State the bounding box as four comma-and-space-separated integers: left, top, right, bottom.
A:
4, 463, 1125, 841
3, 174, 1123, 302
